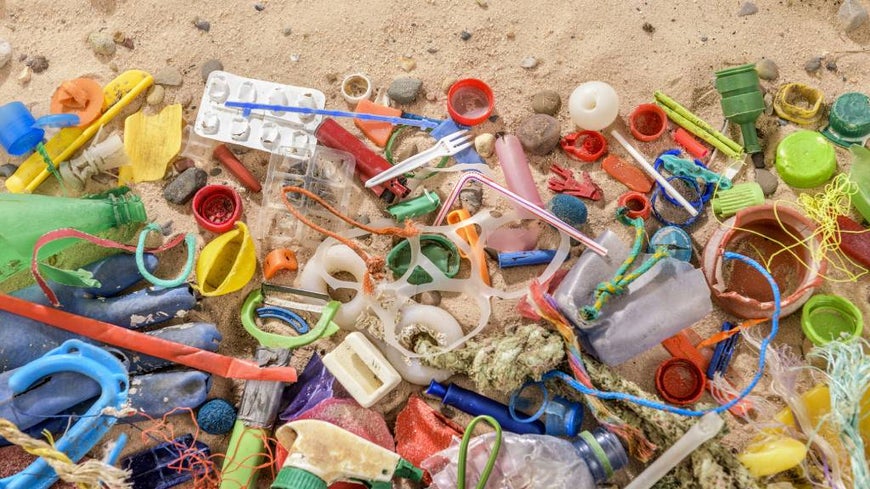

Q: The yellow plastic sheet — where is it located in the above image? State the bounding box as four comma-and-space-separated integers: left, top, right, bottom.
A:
119, 104, 182, 184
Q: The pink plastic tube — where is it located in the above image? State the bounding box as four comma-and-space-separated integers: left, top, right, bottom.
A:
495, 134, 544, 218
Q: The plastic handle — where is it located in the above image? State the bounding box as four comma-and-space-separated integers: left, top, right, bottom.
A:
32, 114, 81, 128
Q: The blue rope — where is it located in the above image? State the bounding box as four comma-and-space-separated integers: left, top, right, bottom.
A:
547, 251, 781, 417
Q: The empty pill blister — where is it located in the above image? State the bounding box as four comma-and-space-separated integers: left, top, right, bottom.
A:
194, 71, 326, 153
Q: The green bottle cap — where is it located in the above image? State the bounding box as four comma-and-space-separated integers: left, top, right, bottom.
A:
271, 468, 328, 489
386, 234, 460, 285
711, 182, 765, 218
775, 130, 837, 188
801, 294, 863, 346
822, 92, 870, 147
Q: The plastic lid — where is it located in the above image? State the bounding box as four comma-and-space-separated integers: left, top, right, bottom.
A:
801, 294, 864, 346
629, 104, 668, 142
824, 92, 870, 146
272, 467, 328, 489
655, 357, 706, 405
447, 78, 494, 126
573, 427, 628, 483
775, 131, 837, 188
386, 234, 460, 285
192, 185, 243, 234
711, 182, 765, 218
560, 130, 607, 162
50, 78, 105, 127
0, 101, 45, 156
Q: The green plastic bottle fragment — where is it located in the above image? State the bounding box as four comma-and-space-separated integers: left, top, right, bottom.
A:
849, 145, 870, 223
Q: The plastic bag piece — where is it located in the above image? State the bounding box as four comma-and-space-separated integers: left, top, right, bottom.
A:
423, 432, 596, 489
395, 396, 464, 471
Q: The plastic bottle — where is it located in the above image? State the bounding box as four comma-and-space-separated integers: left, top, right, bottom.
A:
0, 188, 147, 283
423, 427, 628, 489
553, 230, 712, 365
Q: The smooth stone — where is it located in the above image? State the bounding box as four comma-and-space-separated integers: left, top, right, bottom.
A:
26, 56, 48, 73
756, 59, 778, 81
474, 133, 495, 158
388, 77, 423, 104
516, 114, 561, 155
194, 18, 211, 32
163, 167, 207, 204
520, 56, 538, 69
0, 163, 18, 178
805, 57, 823, 74
531, 90, 561, 116
145, 85, 165, 106
838, 0, 868, 32
88, 31, 116, 56
154, 67, 183, 86
737, 2, 758, 16
755, 168, 779, 196
0, 39, 12, 69
416, 290, 442, 306
200, 59, 223, 83
459, 186, 483, 214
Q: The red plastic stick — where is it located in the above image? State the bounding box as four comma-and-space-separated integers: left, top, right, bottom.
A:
673, 128, 710, 159
213, 144, 262, 192
0, 292, 297, 382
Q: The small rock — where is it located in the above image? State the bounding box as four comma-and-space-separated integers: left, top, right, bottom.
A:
113, 31, 134, 50
520, 56, 538, 69
176, 91, 193, 107
145, 85, 165, 105
194, 18, 211, 32
838, 0, 868, 32
0, 163, 18, 178
642, 22, 656, 33
475, 133, 495, 158
475, 0, 487, 7
200, 59, 223, 82
0, 39, 12, 69
756, 59, 778, 81
460, 30, 472, 41
459, 186, 483, 214
825, 60, 838, 72
108, 62, 119, 72
425, 91, 437, 102
399, 56, 416, 72
154, 67, 183, 86
17, 66, 31, 84
737, 1, 758, 16
282, 26, 293, 36
516, 114, 561, 155
531, 89, 561, 115
506, 31, 516, 40
700, 35, 709, 42
427, 47, 439, 54
254, 2, 265, 11
763, 92, 774, 116
387, 77, 423, 104
440, 77, 456, 94
209, 167, 222, 176
26, 56, 48, 73
290, 54, 300, 62
755, 169, 778, 196
416, 290, 442, 306
163, 167, 207, 204
88, 31, 116, 56
804, 56, 823, 74
173, 157, 195, 173
161, 221, 174, 236
325, 72, 339, 83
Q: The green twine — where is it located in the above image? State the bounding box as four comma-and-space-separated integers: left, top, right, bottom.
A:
579, 207, 672, 321
457, 415, 502, 489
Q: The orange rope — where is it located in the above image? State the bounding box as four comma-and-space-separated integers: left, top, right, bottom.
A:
696, 318, 767, 350
280, 186, 420, 294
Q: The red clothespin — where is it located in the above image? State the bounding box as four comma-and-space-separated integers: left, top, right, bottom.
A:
548, 164, 604, 201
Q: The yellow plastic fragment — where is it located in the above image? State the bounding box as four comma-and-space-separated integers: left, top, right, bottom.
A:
119, 104, 182, 184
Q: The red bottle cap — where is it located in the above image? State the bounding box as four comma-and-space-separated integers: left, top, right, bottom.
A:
629, 104, 668, 142
192, 185, 243, 234
617, 191, 651, 220
560, 130, 607, 162
655, 357, 706, 405
447, 78, 494, 126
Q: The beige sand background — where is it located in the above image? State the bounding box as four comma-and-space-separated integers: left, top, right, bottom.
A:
1, 0, 869, 487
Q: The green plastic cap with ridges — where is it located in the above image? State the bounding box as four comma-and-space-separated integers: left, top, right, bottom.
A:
823, 92, 870, 147
775, 130, 837, 188
271, 467, 328, 489
711, 182, 765, 218
801, 294, 864, 347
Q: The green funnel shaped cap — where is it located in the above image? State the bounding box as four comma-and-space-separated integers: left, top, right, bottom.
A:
715, 64, 765, 153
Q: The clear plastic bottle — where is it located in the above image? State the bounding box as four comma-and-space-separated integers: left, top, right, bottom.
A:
422, 427, 628, 489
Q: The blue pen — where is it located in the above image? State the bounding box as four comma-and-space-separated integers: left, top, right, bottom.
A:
497, 250, 558, 269
224, 101, 442, 129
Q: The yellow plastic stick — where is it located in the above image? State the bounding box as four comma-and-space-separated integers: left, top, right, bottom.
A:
5, 70, 153, 194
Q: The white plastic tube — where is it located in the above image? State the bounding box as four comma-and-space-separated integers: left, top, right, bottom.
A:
610, 130, 699, 217
624, 412, 724, 489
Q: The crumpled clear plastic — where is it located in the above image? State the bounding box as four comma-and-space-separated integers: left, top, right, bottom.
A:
421, 432, 594, 489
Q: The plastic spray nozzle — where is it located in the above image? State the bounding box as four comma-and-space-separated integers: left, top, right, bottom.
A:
59, 134, 128, 191
715, 64, 765, 154
271, 419, 422, 489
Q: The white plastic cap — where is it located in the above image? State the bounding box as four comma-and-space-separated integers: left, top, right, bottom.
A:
568, 81, 620, 131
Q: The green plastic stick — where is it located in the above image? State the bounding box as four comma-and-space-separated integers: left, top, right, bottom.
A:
654, 91, 744, 158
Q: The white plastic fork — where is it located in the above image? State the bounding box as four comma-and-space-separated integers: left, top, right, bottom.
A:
364, 130, 472, 188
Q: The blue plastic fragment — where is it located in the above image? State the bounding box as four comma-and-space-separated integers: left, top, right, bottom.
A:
707, 321, 740, 380
121, 434, 211, 489
256, 305, 310, 334
649, 226, 693, 262
431, 119, 483, 164
509, 381, 584, 437
497, 250, 558, 269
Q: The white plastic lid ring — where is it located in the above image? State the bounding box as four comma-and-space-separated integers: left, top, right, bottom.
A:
341, 73, 373, 105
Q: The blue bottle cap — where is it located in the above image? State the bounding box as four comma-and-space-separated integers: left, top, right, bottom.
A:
0, 102, 80, 156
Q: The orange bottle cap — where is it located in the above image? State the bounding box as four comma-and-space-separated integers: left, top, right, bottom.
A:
50, 78, 104, 127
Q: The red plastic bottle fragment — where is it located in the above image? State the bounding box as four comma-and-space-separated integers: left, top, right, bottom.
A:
673, 127, 710, 158
602, 154, 653, 193
213, 144, 262, 193
560, 130, 607, 162
836, 215, 870, 268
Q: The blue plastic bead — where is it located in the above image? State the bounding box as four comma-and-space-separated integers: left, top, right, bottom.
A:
196, 398, 237, 435
547, 194, 588, 229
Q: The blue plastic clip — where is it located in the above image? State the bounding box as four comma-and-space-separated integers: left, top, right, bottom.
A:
256, 306, 310, 334
121, 434, 212, 489
0, 339, 128, 489
707, 321, 740, 380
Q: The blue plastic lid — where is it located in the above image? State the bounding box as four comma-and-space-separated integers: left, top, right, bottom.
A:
0, 102, 80, 156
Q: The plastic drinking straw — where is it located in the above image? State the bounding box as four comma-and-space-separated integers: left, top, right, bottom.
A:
610, 130, 699, 217
654, 91, 743, 159
433, 172, 608, 257
224, 101, 442, 129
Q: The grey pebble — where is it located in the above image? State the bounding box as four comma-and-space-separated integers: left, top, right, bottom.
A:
516, 114, 561, 155
520, 56, 538, 69
154, 67, 183, 86
163, 167, 207, 204
0, 39, 10, 69
26, 55, 48, 73
825, 60, 838, 72
416, 290, 442, 307
755, 169, 778, 196
282, 26, 292, 36
805, 56, 823, 74
387, 77, 423, 104
254, 2, 265, 11
460, 30, 472, 41
0, 163, 18, 178
700, 35, 709, 42
209, 167, 222, 176
201, 59, 223, 82
160, 221, 174, 236
194, 18, 211, 32
427, 47, 438, 54
531, 90, 561, 115
756, 59, 778, 81
838, 0, 869, 32
737, 2, 758, 16
459, 186, 483, 214
87, 31, 116, 56
146, 85, 165, 105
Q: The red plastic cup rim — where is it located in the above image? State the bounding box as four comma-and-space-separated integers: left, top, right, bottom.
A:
617, 191, 651, 220
560, 130, 607, 162
655, 357, 706, 405
192, 185, 243, 234
629, 104, 668, 142
447, 78, 495, 126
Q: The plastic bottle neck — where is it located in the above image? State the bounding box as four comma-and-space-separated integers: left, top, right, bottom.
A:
572, 428, 629, 483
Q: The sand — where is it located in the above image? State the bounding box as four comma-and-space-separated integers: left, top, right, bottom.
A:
0, 0, 869, 487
